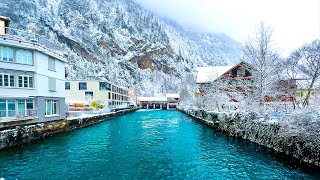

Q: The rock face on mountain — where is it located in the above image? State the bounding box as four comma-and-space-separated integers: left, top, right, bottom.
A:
1, 0, 241, 95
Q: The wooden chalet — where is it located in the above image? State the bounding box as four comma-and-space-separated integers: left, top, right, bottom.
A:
196, 61, 298, 103
196, 61, 254, 100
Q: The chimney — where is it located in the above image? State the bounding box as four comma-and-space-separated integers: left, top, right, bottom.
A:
0, 16, 11, 35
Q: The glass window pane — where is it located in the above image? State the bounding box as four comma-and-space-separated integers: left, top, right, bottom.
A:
0, 47, 2, 61
0, 74, 3, 86
79, 82, 87, 90
26, 102, 33, 110
16, 51, 23, 63
4, 75, 8, 86
24, 77, 28, 87
29, 77, 33, 88
65, 82, 70, 90
18, 101, 26, 116
8, 49, 13, 62
0, 101, 6, 110
8, 101, 15, 110
45, 101, 51, 115
2, 48, 7, 61
53, 102, 57, 114
27, 52, 33, 65
10, 75, 14, 87
18, 76, 23, 87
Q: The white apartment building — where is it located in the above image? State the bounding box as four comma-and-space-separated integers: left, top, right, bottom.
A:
0, 16, 67, 122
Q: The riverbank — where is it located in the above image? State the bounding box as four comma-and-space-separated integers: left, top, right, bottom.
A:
179, 108, 320, 167
0, 108, 138, 150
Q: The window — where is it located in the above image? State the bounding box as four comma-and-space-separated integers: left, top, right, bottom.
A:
0, 99, 29, 118
79, 82, 87, 90
48, 77, 56, 91
0, 46, 14, 62
26, 100, 34, 110
48, 57, 56, 71
85, 91, 93, 97
99, 82, 110, 90
0, 74, 15, 87
108, 92, 111, 99
17, 75, 33, 88
65, 82, 70, 90
296, 92, 301, 97
45, 100, 59, 116
0, 99, 6, 117
16, 50, 33, 65
245, 70, 251, 76
232, 69, 237, 76
237, 70, 242, 76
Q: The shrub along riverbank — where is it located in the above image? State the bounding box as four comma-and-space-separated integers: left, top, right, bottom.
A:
179, 108, 320, 167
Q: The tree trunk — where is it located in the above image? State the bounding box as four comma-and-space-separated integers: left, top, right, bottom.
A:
303, 77, 316, 106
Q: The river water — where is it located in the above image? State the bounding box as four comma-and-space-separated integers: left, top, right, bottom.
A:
0, 110, 318, 179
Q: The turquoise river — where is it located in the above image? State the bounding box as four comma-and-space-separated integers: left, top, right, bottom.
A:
0, 110, 319, 179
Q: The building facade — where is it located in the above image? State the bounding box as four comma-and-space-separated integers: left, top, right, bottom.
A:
65, 80, 130, 108
0, 17, 67, 122
137, 97, 168, 109
166, 94, 180, 109
196, 61, 254, 100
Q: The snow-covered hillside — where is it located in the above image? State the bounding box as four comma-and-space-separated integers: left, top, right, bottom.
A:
0, 0, 242, 95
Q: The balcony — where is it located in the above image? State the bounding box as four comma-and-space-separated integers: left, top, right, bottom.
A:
0, 109, 38, 122
0, 26, 65, 56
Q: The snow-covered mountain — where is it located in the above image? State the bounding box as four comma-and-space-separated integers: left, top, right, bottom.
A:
1, 0, 242, 95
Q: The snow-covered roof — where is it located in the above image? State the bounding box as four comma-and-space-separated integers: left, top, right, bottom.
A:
196, 65, 234, 83
166, 93, 180, 98
137, 97, 168, 102
0, 16, 11, 21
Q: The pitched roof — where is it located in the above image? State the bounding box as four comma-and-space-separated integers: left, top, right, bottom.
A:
196, 65, 234, 83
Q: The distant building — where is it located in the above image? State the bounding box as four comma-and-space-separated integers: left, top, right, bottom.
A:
137, 94, 180, 109
196, 61, 300, 103
65, 80, 130, 108
296, 88, 320, 105
196, 61, 254, 101
137, 97, 168, 109
0, 16, 67, 123
166, 94, 180, 108
0, 16, 10, 35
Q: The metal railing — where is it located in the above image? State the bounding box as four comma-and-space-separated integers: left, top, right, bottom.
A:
0, 26, 65, 53
0, 110, 38, 122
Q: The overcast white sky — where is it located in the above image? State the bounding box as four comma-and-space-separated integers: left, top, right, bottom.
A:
135, 0, 320, 56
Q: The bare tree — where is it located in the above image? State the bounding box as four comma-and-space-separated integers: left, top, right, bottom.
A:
243, 22, 280, 110
289, 39, 320, 106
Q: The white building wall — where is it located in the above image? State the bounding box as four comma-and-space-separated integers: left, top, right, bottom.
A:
0, 61, 36, 72
65, 81, 110, 104
0, 88, 36, 97
34, 51, 65, 98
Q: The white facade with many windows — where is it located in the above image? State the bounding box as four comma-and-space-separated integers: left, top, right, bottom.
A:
0, 32, 67, 122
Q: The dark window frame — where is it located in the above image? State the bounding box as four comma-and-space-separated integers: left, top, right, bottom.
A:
85, 91, 93, 97
65, 82, 70, 90
79, 82, 87, 90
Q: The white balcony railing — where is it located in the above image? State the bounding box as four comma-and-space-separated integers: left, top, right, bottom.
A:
0, 110, 38, 122
0, 26, 65, 53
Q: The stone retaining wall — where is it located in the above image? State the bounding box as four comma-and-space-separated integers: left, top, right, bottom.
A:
179, 108, 320, 167
0, 108, 138, 150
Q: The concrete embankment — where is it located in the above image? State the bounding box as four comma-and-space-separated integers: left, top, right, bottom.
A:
179, 108, 320, 167
0, 108, 138, 150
